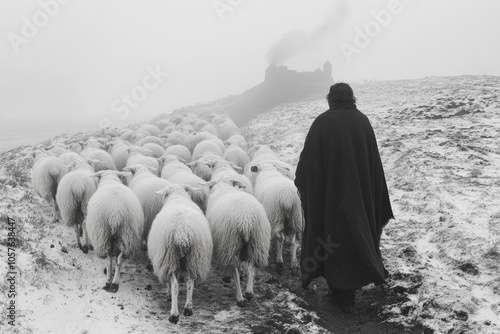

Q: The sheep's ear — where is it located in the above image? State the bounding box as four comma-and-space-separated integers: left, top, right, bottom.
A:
270, 145, 277, 151
89, 171, 105, 180
117, 171, 132, 179
186, 161, 197, 167
231, 180, 247, 189
203, 161, 215, 169
184, 185, 203, 193
146, 166, 158, 174
229, 162, 241, 171
250, 165, 259, 173
85, 158, 100, 165
122, 166, 135, 174
199, 180, 216, 189
155, 187, 169, 197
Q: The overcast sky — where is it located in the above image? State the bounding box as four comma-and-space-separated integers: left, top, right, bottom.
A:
1, 0, 499, 136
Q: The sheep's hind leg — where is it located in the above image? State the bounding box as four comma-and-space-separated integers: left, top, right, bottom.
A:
109, 252, 123, 292
169, 274, 180, 324
104, 255, 113, 291
73, 223, 82, 250
183, 277, 194, 316
234, 266, 246, 307
81, 221, 89, 254
243, 263, 254, 301
48, 196, 58, 223
275, 232, 284, 270
290, 234, 299, 270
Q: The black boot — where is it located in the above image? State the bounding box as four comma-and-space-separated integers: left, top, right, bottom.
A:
327, 288, 341, 304
339, 289, 356, 313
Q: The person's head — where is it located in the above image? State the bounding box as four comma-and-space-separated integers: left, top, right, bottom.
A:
327, 82, 356, 108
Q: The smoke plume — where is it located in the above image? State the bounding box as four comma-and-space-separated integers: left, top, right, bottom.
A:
266, 0, 350, 65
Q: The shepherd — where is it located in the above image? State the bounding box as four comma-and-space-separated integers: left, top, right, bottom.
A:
295, 82, 394, 312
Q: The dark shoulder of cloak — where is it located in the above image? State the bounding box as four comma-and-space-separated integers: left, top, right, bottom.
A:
295, 105, 394, 289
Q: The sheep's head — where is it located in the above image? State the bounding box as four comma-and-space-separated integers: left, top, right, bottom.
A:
123, 164, 157, 176
201, 178, 247, 193
155, 183, 203, 201
90, 170, 131, 185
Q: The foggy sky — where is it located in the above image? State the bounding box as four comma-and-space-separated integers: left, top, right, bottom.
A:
1, 0, 499, 137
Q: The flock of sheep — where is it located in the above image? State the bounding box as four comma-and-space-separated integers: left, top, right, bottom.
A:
31, 113, 303, 324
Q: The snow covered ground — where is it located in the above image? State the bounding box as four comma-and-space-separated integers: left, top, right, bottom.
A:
242, 75, 500, 333
1, 75, 499, 333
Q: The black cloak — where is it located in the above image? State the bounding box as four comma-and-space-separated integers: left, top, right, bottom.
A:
295, 103, 393, 289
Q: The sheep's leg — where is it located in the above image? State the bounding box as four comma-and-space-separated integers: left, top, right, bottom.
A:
168, 274, 180, 324
243, 263, 254, 301
233, 266, 246, 307
73, 223, 82, 250
109, 252, 123, 293
183, 277, 194, 316
290, 234, 299, 269
104, 255, 113, 291
165, 281, 171, 301
222, 267, 231, 283
81, 221, 89, 254
275, 232, 284, 269
48, 196, 58, 223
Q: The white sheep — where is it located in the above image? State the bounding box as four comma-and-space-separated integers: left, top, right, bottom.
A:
164, 144, 192, 163
251, 162, 303, 269
59, 151, 81, 165
245, 145, 295, 184
142, 143, 166, 158
159, 155, 191, 180
186, 153, 224, 181
137, 124, 161, 137
148, 183, 212, 323
32, 153, 68, 223
226, 134, 247, 148
126, 153, 159, 176
224, 144, 249, 173
206, 159, 253, 195
192, 139, 224, 161
204, 177, 271, 307
218, 120, 241, 141
186, 131, 218, 153
124, 164, 170, 242
162, 163, 209, 213
81, 148, 116, 171
56, 158, 97, 253
86, 170, 144, 293
155, 119, 173, 131
135, 135, 164, 147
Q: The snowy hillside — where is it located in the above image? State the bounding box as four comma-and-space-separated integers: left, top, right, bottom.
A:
1, 75, 499, 333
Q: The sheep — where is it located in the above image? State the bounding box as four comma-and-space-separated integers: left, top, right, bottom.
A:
164, 145, 192, 163
226, 134, 247, 148
47, 146, 67, 157
124, 165, 169, 242
126, 153, 159, 176
224, 144, 249, 172
204, 177, 271, 306
70, 143, 82, 153
193, 120, 209, 131
186, 131, 218, 154
137, 124, 161, 137
245, 145, 295, 184
162, 164, 209, 213
59, 151, 81, 165
251, 162, 303, 269
81, 148, 116, 171
205, 159, 253, 195
192, 139, 224, 161
201, 124, 218, 136
56, 158, 97, 253
86, 170, 144, 292
148, 183, 212, 323
142, 143, 166, 158
218, 120, 241, 141
155, 119, 173, 131
32, 153, 68, 223
186, 153, 224, 181
162, 125, 176, 134
159, 155, 191, 180
135, 136, 164, 147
